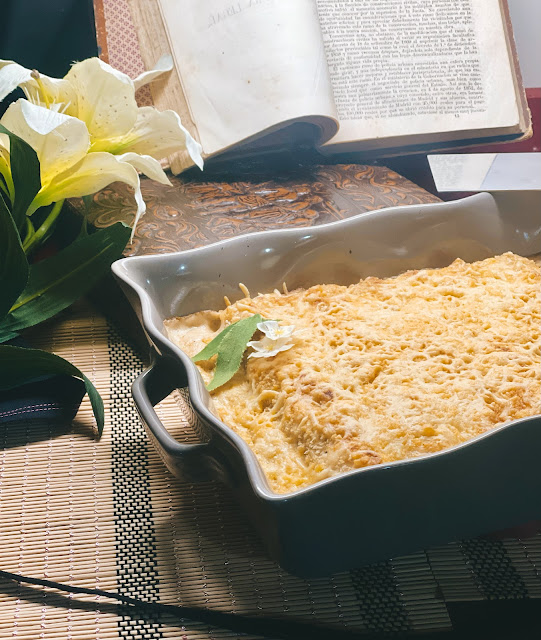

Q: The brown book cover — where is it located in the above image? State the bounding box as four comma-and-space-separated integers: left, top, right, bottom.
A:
71, 160, 440, 256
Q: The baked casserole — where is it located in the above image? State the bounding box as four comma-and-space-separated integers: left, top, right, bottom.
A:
165, 252, 541, 494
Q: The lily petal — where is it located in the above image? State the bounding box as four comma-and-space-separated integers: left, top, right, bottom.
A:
24, 74, 75, 112
0, 99, 90, 185
0, 137, 9, 182
65, 58, 138, 139
116, 152, 172, 186
30, 152, 145, 238
0, 60, 74, 111
0, 60, 33, 102
93, 106, 203, 168
133, 55, 174, 91
0, 134, 14, 202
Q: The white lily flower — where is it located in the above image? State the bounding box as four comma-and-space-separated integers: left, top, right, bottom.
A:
91, 107, 204, 170
247, 335, 295, 359
0, 55, 203, 170
0, 56, 170, 124
30, 151, 145, 220
257, 321, 296, 341
0, 60, 33, 101
116, 152, 172, 186
133, 55, 175, 90
64, 57, 140, 139
1, 100, 90, 183
0, 55, 202, 243
0, 100, 145, 231
0, 59, 74, 111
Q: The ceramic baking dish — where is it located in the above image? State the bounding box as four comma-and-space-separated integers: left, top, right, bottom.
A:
112, 191, 541, 577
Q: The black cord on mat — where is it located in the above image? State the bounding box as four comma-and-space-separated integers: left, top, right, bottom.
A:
0, 569, 372, 640
7, 568, 539, 639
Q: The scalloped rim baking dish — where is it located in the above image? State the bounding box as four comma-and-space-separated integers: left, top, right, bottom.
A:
112, 191, 541, 577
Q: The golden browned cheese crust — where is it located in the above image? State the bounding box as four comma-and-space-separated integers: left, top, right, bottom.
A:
165, 253, 541, 494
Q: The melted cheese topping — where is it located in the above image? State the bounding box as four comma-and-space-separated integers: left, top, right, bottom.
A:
165, 253, 541, 494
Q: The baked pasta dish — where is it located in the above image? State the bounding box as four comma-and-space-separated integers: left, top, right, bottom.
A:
165, 252, 541, 494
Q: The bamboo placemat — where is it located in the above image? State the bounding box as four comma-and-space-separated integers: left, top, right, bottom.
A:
2, 301, 541, 639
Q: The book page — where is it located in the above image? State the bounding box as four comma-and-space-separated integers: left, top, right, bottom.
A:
316, 0, 521, 146
158, 0, 338, 155
127, 0, 200, 174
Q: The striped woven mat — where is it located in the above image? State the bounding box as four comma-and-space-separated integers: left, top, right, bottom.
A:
1, 301, 541, 638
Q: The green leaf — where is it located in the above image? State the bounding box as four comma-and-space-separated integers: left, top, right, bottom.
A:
0, 345, 104, 435
76, 215, 89, 240
0, 186, 10, 215
77, 196, 94, 239
0, 222, 130, 340
0, 190, 28, 319
82, 194, 94, 211
191, 322, 239, 363
0, 330, 19, 343
0, 124, 41, 232
192, 314, 263, 391
0, 174, 9, 200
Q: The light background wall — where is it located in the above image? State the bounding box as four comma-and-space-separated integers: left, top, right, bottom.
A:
508, 0, 541, 87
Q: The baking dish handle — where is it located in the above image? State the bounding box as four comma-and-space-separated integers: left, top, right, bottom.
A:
132, 358, 215, 483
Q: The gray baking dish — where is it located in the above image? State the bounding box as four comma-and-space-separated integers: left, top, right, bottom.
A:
112, 191, 541, 577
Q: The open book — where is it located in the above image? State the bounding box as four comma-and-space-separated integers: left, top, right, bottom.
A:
128, 0, 531, 174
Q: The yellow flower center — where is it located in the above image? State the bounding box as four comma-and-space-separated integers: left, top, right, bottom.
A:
30, 70, 51, 108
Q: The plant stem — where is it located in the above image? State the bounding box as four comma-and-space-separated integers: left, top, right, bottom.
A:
23, 200, 64, 255
24, 216, 35, 244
